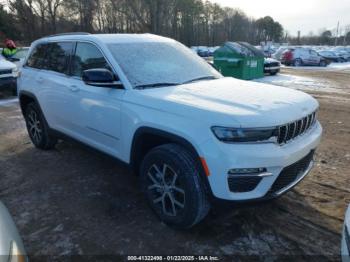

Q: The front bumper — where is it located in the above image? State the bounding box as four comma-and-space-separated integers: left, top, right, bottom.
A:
0, 76, 17, 88
264, 66, 280, 73
200, 121, 322, 201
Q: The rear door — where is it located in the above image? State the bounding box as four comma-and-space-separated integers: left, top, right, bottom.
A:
22, 43, 51, 123
299, 49, 311, 64
37, 42, 75, 130
65, 41, 125, 157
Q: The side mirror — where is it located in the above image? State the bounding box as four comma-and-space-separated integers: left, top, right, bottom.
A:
82, 68, 123, 88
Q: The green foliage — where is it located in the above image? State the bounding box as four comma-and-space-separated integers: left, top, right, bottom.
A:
255, 16, 284, 42
1, 0, 285, 46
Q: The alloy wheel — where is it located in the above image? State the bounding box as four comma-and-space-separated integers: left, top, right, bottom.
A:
27, 110, 42, 144
147, 163, 185, 217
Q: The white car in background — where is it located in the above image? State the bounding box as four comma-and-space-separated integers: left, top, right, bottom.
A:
342, 205, 350, 262
272, 46, 288, 60
6, 47, 30, 71
0, 55, 18, 95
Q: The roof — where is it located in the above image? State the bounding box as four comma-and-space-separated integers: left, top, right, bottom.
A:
36, 33, 174, 44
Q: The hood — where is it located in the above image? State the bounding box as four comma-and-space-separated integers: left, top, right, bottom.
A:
130, 77, 319, 128
264, 58, 279, 64
0, 59, 16, 70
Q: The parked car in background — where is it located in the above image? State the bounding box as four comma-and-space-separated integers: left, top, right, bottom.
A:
0, 55, 18, 95
264, 58, 280, 75
318, 50, 344, 63
0, 202, 28, 262
272, 46, 288, 60
332, 49, 350, 62
208, 46, 219, 56
6, 47, 30, 70
281, 47, 328, 67
191, 46, 210, 57
342, 205, 350, 262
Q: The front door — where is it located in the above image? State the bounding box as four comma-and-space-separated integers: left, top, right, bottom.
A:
67, 42, 125, 158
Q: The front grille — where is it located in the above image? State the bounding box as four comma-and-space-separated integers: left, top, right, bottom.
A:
269, 62, 280, 67
267, 150, 314, 196
0, 69, 12, 75
228, 176, 263, 193
277, 111, 317, 144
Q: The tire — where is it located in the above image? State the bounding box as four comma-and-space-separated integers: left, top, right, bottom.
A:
140, 144, 210, 229
319, 60, 327, 67
270, 71, 278, 76
294, 58, 302, 67
25, 102, 57, 150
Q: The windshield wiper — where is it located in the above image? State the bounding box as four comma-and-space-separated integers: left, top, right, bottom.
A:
182, 76, 217, 84
134, 82, 180, 90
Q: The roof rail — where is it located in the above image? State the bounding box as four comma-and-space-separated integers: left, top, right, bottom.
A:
46, 32, 91, 38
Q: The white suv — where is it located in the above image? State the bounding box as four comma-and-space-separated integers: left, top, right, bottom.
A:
18, 33, 322, 228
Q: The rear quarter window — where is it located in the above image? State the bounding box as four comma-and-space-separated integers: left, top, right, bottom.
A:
26, 44, 49, 69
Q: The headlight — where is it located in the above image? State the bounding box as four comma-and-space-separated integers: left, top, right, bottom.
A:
12, 67, 19, 77
9, 241, 27, 262
211, 126, 278, 143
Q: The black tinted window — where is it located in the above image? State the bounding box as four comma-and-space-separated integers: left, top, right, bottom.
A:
72, 42, 110, 77
47, 42, 73, 74
26, 44, 49, 69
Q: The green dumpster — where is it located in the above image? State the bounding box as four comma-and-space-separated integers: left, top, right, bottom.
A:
214, 42, 264, 80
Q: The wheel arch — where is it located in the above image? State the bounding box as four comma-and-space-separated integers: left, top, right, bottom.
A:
130, 127, 213, 196
19, 91, 40, 115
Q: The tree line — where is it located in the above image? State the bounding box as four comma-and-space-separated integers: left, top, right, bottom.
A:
288, 29, 350, 46
0, 0, 284, 46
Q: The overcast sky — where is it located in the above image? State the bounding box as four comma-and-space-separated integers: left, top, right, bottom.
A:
210, 0, 350, 36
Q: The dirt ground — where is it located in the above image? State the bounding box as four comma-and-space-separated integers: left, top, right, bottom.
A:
0, 66, 349, 261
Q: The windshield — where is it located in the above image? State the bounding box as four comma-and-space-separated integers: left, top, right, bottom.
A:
108, 41, 221, 88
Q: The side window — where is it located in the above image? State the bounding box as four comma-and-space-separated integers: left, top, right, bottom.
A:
26, 44, 49, 69
72, 42, 110, 77
47, 42, 73, 74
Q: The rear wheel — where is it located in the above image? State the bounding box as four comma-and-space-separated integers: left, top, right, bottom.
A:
319, 60, 327, 67
25, 102, 57, 150
140, 144, 210, 228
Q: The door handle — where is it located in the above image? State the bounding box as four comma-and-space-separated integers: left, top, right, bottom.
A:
37, 77, 44, 83
69, 85, 80, 92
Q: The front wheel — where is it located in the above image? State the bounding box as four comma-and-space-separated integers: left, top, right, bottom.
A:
140, 144, 210, 229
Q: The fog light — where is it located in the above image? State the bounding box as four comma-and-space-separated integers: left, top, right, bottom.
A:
228, 168, 267, 175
